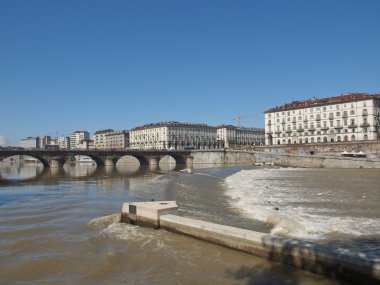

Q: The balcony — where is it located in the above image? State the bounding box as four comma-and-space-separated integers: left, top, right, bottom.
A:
267, 122, 272, 126
348, 124, 357, 128
297, 128, 304, 133
281, 121, 286, 125
362, 111, 368, 116
275, 131, 282, 135
329, 116, 334, 120
360, 123, 370, 128
321, 127, 329, 131
334, 126, 343, 129
266, 131, 273, 135
286, 130, 292, 134
342, 113, 348, 118
309, 127, 316, 131
316, 117, 321, 121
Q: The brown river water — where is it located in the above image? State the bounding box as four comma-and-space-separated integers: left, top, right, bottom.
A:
1, 159, 379, 284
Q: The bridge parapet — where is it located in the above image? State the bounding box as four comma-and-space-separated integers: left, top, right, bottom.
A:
0, 149, 192, 169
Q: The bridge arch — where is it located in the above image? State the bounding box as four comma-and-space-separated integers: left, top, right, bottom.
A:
115, 154, 149, 166
163, 153, 187, 165
0, 154, 50, 168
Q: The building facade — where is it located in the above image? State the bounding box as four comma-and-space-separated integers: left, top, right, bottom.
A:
58, 136, 70, 149
265, 93, 380, 145
20, 137, 40, 149
130, 122, 222, 150
93, 129, 129, 149
70, 131, 90, 149
105, 130, 129, 149
38, 136, 51, 149
217, 125, 265, 148
76, 139, 94, 150
93, 129, 114, 149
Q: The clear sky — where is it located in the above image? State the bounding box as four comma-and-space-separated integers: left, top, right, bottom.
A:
1, 0, 379, 146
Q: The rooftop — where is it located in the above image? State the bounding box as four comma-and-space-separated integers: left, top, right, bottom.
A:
132, 121, 214, 131
217, 125, 264, 131
94, 129, 114, 135
265, 93, 380, 113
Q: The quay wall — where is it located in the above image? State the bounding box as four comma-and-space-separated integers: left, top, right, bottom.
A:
253, 152, 380, 168
190, 149, 380, 168
252, 140, 380, 158
191, 150, 254, 165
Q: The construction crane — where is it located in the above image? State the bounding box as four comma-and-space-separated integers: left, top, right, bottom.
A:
233, 114, 260, 127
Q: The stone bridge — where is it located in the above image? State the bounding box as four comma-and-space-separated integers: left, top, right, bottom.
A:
0, 149, 193, 168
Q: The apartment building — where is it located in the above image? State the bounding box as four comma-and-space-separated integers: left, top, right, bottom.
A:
130, 122, 221, 150
20, 137, 40, 149
105, 130, 129, 149
93, 129, 129, 149
58, 136, 70, 149
70, 131, 90, 149
265, 93, 380, 145
217, 125, 265, 148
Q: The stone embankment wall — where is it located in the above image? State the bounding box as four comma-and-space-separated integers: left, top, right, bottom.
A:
254, 151, 380, 168
253, 141, 380, 158
191, 150, 255, 165
190, 149, 380, 168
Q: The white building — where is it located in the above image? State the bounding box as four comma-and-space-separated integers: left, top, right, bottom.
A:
130, 122, 221, 150
265, 93, 380, 145
20, 137, 40, 149
217, 125, 265, 148
58, 136, 70, 149
70, 131, 90, 149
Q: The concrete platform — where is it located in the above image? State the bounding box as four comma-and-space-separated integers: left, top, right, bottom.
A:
120, 201, 380, 284
160, 214, 380, 284
120, 201, 178, 228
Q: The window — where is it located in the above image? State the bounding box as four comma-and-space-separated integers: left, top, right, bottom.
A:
350, 110, 355, 115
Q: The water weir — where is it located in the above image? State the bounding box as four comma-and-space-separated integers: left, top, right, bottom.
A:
121, 201, 380, 284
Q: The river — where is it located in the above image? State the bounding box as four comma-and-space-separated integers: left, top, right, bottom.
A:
1, 159, 378, 284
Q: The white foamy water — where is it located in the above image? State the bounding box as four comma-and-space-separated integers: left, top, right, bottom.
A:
225, 168, 380, 240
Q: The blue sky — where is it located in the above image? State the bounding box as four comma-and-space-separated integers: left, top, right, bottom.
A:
1, 0, 379, 146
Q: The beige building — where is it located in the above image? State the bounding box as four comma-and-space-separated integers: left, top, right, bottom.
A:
105, 130, 129, 149
130, 121, 222, 150
76, 139, 94, 150
217, 125, 265, 148
265, 93, 380, 145
93, 129, 129, 149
